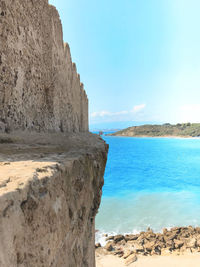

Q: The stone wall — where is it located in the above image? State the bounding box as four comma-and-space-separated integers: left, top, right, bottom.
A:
0, 0, 88, 132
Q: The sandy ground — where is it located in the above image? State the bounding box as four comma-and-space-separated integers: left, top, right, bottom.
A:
96, 253, 200, 267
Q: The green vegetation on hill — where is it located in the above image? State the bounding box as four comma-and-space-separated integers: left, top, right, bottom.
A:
109, 123, 200, 137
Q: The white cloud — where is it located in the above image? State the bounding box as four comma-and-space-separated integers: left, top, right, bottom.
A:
91, 110, 128, 118
91, 111, 111, 118
131, 104, 146, 113
90, 104, 146, 120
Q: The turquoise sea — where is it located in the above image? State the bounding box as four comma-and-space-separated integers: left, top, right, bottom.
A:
95, 134, 200, 243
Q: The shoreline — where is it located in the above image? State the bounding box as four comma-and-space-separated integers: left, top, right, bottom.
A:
95, 226, 200, 266
105, 123, 200, 140
106, 134, 200, 139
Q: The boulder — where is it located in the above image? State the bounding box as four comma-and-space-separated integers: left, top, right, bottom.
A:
125, 254, 137, 266
105, 236, 114, 241
144, 241, 155, 252
171, 227, 181, 234
165, 240, 175, 250
195, 227, 200, 234
156, 233, 165, 242
133, 244, 144, 253
186, 238, 197, 248
104, 242, 113, 251
163, 228, 168, 235
153, 245, 161, 255
125, 234, 138, 241
196, 238, 200, 247
114, 235, 125, 243
95, 243, 101, 249
156, 240, 165, 249
174, 240, 184, 249
123, 250, 133, 259
165, 233, 177, 241
137, 235, 145, 245
145, 232, 156, 240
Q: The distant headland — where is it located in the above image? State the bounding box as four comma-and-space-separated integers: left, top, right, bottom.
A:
108, 123, 200, 137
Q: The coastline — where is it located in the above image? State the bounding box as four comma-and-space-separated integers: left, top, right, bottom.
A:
107, 134, 200, 139
96, 226, 200, 266
106, 123, 200, 139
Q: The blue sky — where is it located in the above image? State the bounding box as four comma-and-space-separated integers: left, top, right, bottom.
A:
49, 0, 200, 129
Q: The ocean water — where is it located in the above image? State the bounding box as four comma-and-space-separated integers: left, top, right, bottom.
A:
95, 135, 200, 243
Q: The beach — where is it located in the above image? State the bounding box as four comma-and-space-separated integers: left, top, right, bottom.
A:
96, 253, 200, 267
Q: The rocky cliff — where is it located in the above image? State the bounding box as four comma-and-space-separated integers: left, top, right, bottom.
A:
0, 0, 88, 132
0, 133, 108, 267
0, 0, 108, 266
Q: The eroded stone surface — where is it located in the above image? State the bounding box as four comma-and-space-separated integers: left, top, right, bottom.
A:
0, 0, 88, 133
0, 132, 108, 267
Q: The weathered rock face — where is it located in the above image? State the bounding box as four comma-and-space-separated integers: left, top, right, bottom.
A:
0, 2, 108, 266
0, 133, 108, 267
0, 0, 88, 132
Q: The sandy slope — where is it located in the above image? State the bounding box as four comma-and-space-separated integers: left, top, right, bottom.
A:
96, 254, 200, 267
